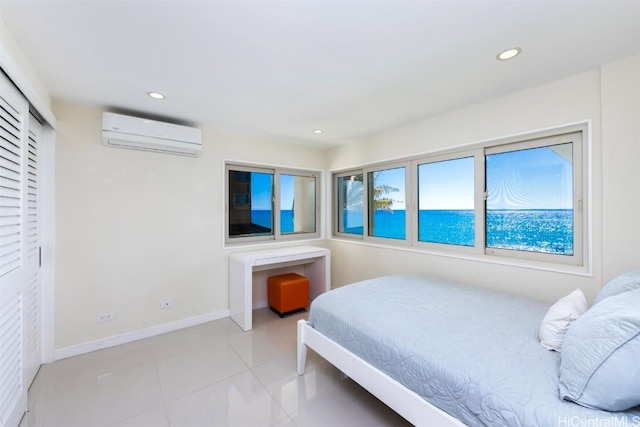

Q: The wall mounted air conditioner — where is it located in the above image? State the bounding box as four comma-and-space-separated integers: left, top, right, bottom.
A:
102, 112, 202, 157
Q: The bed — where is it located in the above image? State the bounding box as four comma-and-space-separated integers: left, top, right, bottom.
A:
296, 274, 640, 427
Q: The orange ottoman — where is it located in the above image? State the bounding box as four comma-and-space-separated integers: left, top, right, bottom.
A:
268, 273, 309, 317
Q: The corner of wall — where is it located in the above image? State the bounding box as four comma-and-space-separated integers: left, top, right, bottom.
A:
0, 15, 56, 127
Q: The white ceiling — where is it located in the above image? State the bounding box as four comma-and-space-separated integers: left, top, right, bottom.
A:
1, 0, 639, 147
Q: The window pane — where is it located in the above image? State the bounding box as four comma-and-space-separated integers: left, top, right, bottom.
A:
418, 157, 474, 246
281, 174, 316, 234
486, 143, 574, 255
337, 174, 363, 235
228, 170, 273, 237
368, 167, 405, 239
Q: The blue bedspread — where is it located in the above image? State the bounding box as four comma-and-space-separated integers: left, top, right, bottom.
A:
308, 275, 640, 427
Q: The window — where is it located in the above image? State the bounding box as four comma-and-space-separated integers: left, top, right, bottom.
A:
367, 166, 406, 240
280, 173, 317, 235
336, 172, 364, 236
229, 168, 273, 237
332, 125, 587, 267
226, 163, 320, 244
417, 156, 475, 246
485, 133, 582, 264
334, 164, 408, 241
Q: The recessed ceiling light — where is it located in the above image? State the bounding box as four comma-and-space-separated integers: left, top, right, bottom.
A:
497, 47, 521, 61
313, 129, 323, 134
148, 91, 165, 99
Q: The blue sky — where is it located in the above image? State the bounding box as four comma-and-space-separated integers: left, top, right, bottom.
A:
250, 144, 573, 211
250, 172, 273, 210
416, 145, 573, 210
250, 173, 295, 210
280, 175, 294, 209
486, 145, 573, 210
418, 157, 474, 210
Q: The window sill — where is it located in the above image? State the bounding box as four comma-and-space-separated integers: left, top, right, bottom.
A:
329, 236, 592, 277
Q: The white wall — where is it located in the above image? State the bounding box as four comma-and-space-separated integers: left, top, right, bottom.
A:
11, 13, 637, 352
600, 56, 640, 278
327, 55, 640, 304
0, 16, 55, 126
54, 101, 327, 351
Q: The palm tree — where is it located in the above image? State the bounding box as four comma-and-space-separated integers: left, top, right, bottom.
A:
371, 183, 398, 211
345, 173, 398, 212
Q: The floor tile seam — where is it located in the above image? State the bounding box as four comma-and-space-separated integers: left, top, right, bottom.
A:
228, 337, 256, 371
249, 357, 347, 418
154, 341, 251, 406
103, 403, 168, 427
244, 328, 306, 425
162, 368, 273, 412
153, 354, 177, 409
245, 366, 294, 425
299, 379, 348, 415
46, 352, 160, 395
159, 361, 252, 406
147, 336, 238, 363
86, 379, 166, 427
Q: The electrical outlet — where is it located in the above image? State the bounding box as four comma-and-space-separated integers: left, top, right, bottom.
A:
97, 312, 113, 322
160, 298, 174, 309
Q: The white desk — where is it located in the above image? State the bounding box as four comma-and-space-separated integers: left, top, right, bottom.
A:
229, 245, 331, 331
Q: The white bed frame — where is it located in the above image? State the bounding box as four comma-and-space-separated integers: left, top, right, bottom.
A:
297, 319, 467, 427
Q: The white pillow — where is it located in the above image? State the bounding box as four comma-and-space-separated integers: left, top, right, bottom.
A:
559, 289, 640, 411
539, 289, 588, 351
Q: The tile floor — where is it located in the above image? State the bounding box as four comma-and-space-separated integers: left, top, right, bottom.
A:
19, 308, 412, 427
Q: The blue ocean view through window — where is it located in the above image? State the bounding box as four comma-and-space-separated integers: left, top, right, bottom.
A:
252, 210, 295, 233
340, 209, 574, 255
251, 208, 573, 255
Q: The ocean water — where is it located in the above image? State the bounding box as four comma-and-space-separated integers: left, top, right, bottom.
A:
344, 209, 574, 255
252, 209, 573, 255
252, 210, 294, 233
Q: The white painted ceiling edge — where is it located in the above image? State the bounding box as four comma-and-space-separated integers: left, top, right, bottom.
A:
1, 0, 638, 147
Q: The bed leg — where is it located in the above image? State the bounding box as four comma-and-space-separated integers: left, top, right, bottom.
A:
297, 319, 308, 375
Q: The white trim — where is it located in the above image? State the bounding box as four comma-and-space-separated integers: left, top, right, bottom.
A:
40, 124, 56, 363
54, 309, 229, 361
329, 120, 593, 173
0, 40, 57, 128
585, 120, 594, 277
297, 320, 467, 427
329, 237, 593, 277
328, 120, 593, 277
222, 158, 325, 248
253, 300, 268, 310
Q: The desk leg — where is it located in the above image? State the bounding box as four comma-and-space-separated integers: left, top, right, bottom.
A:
229, 259, 252, 331
304, 254, 331, 299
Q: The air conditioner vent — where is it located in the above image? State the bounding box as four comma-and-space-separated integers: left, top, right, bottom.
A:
102, 112, 201, 157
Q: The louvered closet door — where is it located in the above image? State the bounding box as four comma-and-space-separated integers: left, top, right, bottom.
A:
0, 73, 29, 427
24, 113, 42, 388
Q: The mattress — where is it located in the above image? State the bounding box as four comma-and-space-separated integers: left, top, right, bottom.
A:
308, 274, 640, 427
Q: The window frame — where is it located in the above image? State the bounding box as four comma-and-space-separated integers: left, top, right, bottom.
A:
334, 170, 365, 239
225, 162, 321, 245
411, 149, 485, 255
363, 161, 411, 245
483, 130, 584, 266
278, 168, 319, 237
331, 123, 589, 269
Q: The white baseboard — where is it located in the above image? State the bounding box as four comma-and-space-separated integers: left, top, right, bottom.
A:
253, 299, 268, 310
53, 309, 230, 361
